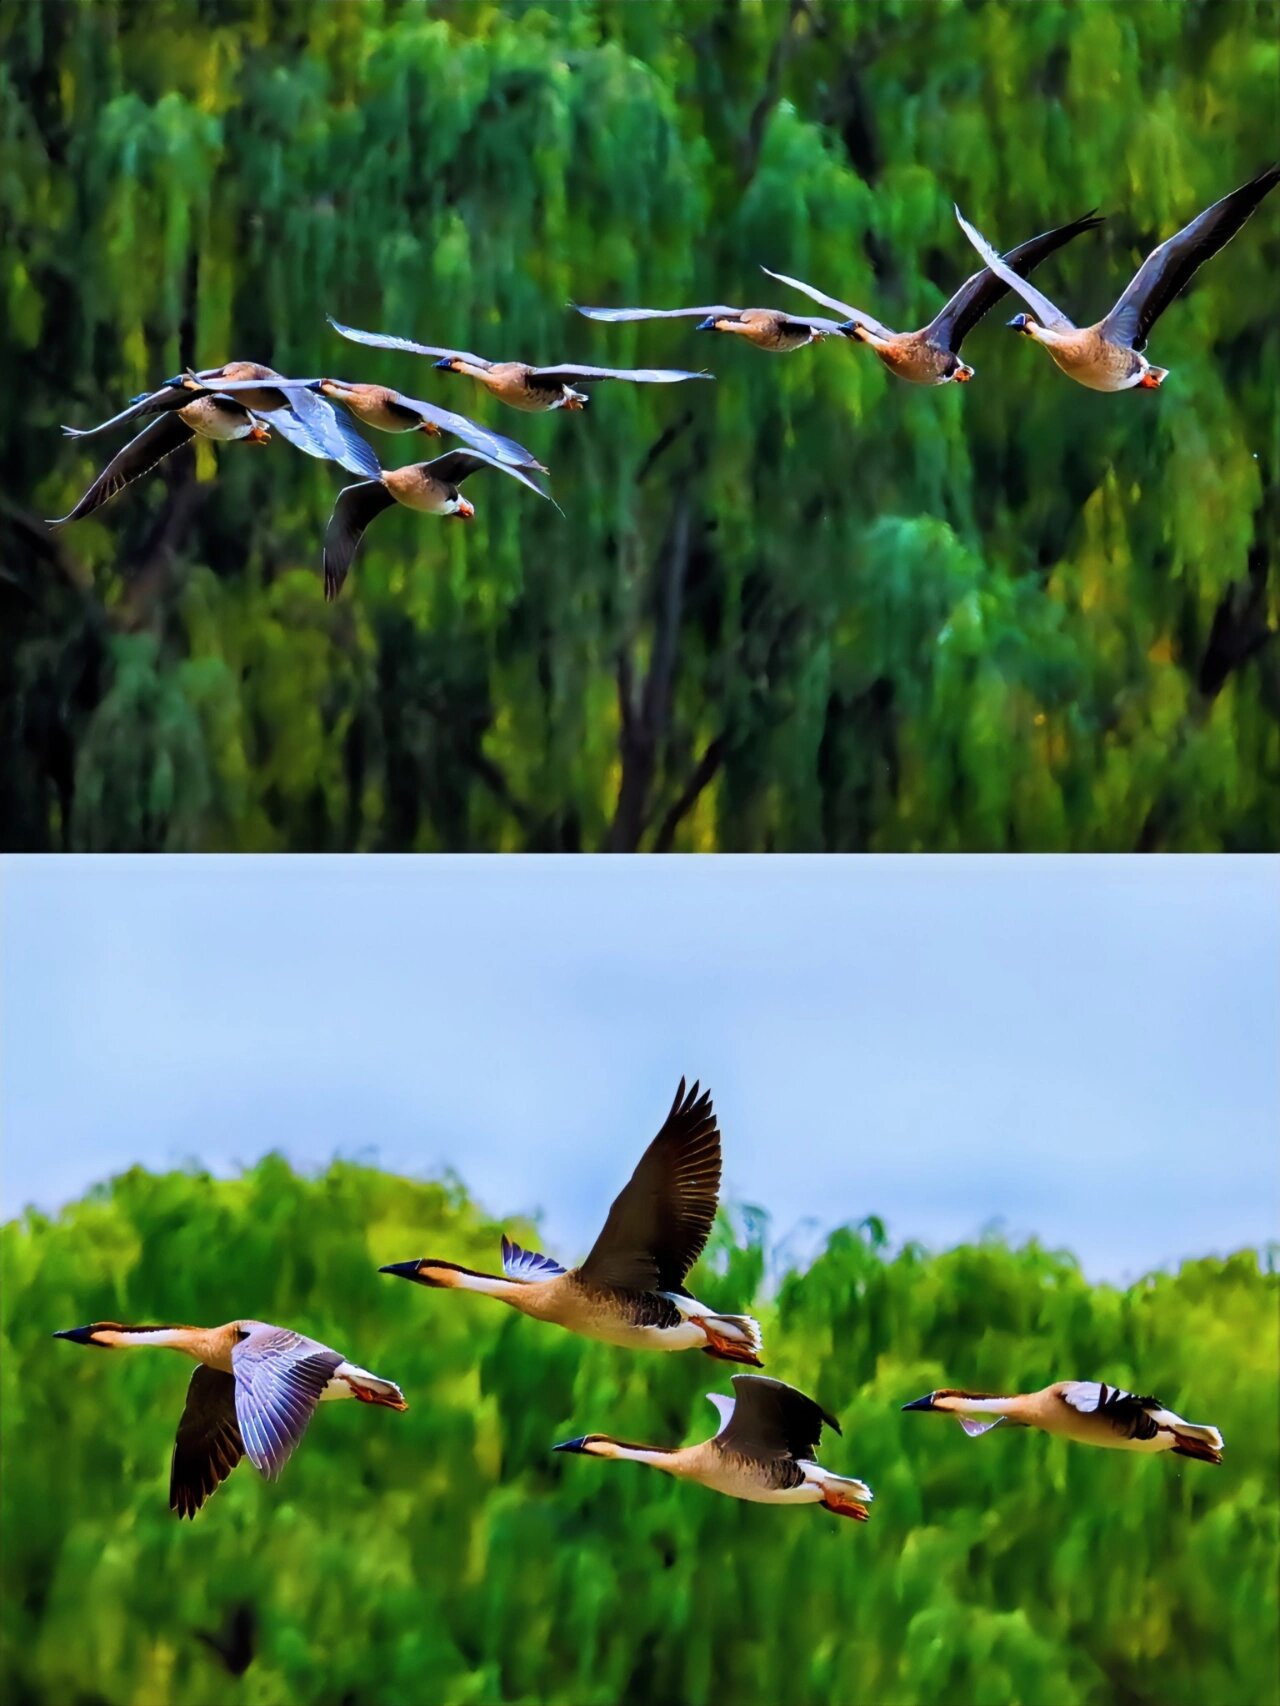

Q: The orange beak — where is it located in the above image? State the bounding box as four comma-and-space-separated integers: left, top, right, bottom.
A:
453, 497, 476, 521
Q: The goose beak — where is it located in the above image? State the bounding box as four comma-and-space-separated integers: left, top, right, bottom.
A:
379, 1260, 427, 1281
901, 1394, 937, 1412
553, 1437, 589, 1454
695, 317, 718, 332
433, 358, 456, 371
53, 1326, 96, 1344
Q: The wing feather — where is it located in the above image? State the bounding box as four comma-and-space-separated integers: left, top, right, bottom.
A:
953, 206, 1076, 331
328, 317, 489, 367
49, 412, 196, 525
231, 1327, 342, 1479
170, 1366, 245, 1519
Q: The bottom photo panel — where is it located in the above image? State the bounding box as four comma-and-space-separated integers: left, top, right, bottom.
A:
1, 854, 1277, 1706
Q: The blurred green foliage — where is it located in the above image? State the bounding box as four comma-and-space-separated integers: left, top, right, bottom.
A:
0, 0, 1277, 851
2, 1157, 1276, 1706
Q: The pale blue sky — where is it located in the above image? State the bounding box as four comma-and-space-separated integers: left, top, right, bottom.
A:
2, 856, 1276, 1283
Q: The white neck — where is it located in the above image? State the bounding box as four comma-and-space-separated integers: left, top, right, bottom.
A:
433, 1267, 526, 1302
603, 1444, 678, 1473
96, 1328, 192, 1350
949, 1396, 1018, 1419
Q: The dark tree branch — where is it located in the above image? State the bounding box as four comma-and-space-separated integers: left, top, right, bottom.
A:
653, 729, 730, 851
739, 0, 803, 185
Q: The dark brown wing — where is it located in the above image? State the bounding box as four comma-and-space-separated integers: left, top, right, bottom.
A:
578, 1077, 720, 1292
533, 364, 713, 385
715, 1375, 840, 1464
1102, 164, 1280, 350
929, 212, 1104, 352
49, 412, 196, 525
322, 479, 395, 601
327, 317, 489, 367
170, 1366, 245, 1519
61, 385, 188, 442
1060, 1382, 1161, 1441
573, 304, 740, 323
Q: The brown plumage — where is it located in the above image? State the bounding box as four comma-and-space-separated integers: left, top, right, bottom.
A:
574, 301, 839, 352
903, 1380, 1224, 1461
381, 1077, 764, 1362
761, 211, 1103, 384
956, 166, 1279, 391
328, 318, 711, 411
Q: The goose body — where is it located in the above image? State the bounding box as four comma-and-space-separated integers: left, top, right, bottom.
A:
574, 301, 838, 352
762, 211, 1103, 384
382, 1078, 763, 1364
954, 166, 1278, 391
53, 1319, 406, 1517
49, 395, 273, 526
327, 318, 710, 412
321, 448, 552, 600
903, 1381, 1223, 1463
556, 1375, 873, 1520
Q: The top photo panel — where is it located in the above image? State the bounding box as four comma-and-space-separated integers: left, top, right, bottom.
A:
3, 0, 1277, 853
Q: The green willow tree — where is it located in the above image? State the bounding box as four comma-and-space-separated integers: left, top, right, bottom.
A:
2, 0, 1276, 850
2, 1159, 1276, 1706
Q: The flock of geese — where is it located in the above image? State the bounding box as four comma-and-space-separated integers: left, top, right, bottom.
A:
56, 1078, 1223, 1522
48, 165, 1277, 601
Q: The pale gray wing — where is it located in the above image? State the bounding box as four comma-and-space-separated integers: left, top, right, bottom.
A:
170, 1365, 245, 1519
323, 480, 396, 602
62, 386, 188, 441
423, 447, 552, 502
49, 412, 196, 525
953, 206, 1076, 330
328, 317, 488, 366
926, 213, 1103, 351
398, 394, 548, 473
284, 387, 383, 479
573, 304, 740, 323
532, 364, 713, 384
760, 267, 892, 337
716, 1375, 839, 1464
1101, 164, 1280, 350
577, 1078, 720, 1293
231, 1325, 343, 1478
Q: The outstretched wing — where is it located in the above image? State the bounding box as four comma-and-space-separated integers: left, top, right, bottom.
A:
231, 1325, 343, 1479
275, 386, 382, 479
928, 212, 1103, 351
953, 206, 1076, 331
398, 394, 547, 473
573, 304, 739, 323
422, 447, 552, 502
501, 1235, 567, 1283
760, 267, 892, 338
578, 1077, 721, 1293
1102, 164, 1280, 350
328, 317, 489, 367
170, 1365, 245, 1519
62, 386, 188, 441
532, 364, 713, 385
49, 412, 196, 525
1061, 1382, 1162, 1441
715, 1375, 840, 1464
322, 479, 396, 601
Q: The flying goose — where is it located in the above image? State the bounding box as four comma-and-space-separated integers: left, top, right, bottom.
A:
760, 211, 1103, 384
49, 394, 274, 525
555, 1374, 873, 1520
208, 375, 547, 474
574, 301, 841, 353
903, 1381, 1223, 1462
53, 1319, 407, 1516
322, 447, 553, 601
63, 363, 380, 478
381, 1078, 763, 1364
328, 318, 711, 411
954, 165, 1279, 390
